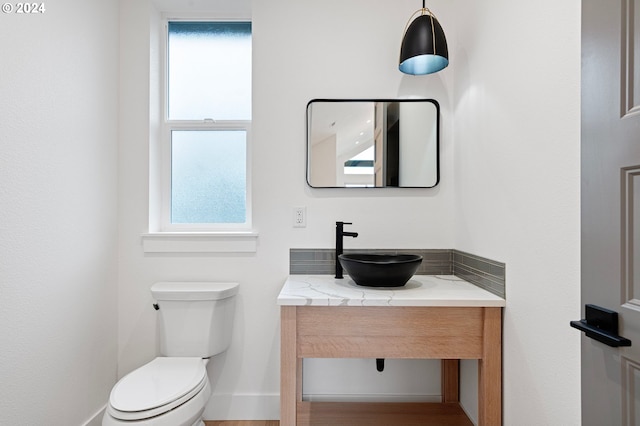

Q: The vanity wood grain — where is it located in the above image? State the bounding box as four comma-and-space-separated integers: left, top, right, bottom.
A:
278, 275, 504, 426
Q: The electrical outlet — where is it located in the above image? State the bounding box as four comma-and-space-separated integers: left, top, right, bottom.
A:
293, 206, 306, 228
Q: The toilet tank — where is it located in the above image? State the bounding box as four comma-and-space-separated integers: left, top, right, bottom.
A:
151, 282, 239, 357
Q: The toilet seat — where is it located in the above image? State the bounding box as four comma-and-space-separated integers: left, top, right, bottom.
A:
107, 357, 207, 421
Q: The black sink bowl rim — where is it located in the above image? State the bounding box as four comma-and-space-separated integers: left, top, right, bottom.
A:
338, 253, 423, 287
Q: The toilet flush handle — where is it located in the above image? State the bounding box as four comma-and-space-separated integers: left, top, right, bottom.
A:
152, 303, 160, 310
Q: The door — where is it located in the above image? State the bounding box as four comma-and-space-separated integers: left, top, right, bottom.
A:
581, 0, 640, 424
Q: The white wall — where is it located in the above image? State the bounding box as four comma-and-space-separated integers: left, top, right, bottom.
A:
0, 0, 119, 424
253, 0, 455, 406
116, 0, 581, 423
0, 0, 581, 423
117, 0, 455, 419
453, 1, 582, 425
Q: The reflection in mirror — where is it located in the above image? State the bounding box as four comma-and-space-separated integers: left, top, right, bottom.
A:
306, 99, 439, 188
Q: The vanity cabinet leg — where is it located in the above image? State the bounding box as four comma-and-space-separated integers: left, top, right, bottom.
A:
281, 306, 298, 426
478, 307, 502, 426
441, 359, 460, 403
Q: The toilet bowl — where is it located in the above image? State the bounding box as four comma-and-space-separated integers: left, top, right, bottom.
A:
103, 282, 239, 426
103, 357, 211, 426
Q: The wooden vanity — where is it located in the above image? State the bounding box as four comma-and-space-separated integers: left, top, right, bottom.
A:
278, 275, 505, 426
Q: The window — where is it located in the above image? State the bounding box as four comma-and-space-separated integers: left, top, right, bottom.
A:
163, 21, 251, 230
171, 129, 247, 224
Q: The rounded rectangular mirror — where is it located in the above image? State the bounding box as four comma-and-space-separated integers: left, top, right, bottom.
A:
306, 99, 440, 188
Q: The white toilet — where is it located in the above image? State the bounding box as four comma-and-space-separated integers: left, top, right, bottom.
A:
103, 281, 239, 426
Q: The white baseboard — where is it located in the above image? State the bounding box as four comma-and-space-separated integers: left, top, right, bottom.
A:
82, 404, 106, 426
203, 393, 280, 421
303, 393, 442, 403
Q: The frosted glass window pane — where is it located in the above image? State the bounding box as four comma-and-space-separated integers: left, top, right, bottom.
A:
168, 22, 251, 120
171, 130, 246, 224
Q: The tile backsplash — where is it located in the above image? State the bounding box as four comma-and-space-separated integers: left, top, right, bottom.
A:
289, 248, 505, 298
453, 250, 505, 298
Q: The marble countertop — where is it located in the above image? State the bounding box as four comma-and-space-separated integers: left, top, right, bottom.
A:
277, 275, 506, 307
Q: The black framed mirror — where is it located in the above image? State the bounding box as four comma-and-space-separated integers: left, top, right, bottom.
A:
306, 99, 440, 188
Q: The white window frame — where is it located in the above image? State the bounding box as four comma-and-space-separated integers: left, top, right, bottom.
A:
159, 16, 253, 233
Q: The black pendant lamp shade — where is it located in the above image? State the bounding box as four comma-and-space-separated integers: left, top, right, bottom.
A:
399, 3, 449, 75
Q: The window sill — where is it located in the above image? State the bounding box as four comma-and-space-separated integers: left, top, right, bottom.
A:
141, 231, 258, 253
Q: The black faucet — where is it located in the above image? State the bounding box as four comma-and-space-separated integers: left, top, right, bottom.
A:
335, 221, 358, 278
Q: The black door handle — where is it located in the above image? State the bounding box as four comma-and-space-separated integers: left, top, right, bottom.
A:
570, 304, 631, 347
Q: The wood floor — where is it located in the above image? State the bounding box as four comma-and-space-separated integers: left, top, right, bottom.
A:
204, 422, 279, 426
203, 402, 472, 426
203, 403, 473, 426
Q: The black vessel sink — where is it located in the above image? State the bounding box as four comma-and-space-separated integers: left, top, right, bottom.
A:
338, 253, 423, 287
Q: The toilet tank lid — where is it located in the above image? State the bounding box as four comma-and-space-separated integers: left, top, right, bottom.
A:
151, 282, 239, 301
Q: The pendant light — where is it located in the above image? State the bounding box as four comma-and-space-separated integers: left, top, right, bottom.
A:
399, 0, 449, 75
